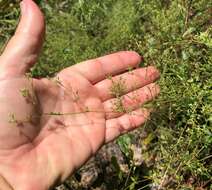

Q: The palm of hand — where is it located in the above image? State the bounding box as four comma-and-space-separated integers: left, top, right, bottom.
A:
0, 70, 105, 190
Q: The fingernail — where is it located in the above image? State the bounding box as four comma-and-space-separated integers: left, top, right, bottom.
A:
20, 0, 27, 14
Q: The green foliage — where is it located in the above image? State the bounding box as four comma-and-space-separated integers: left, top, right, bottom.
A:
117, 134, 133, 158
0, 0, 211, 189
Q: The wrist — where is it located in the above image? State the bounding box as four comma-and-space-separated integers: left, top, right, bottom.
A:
0, 175, 13, 190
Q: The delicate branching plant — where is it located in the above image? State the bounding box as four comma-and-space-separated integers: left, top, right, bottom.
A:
113, 98, 126, 114
110, 77, 126, 98
53, 76, 80, 102
108, 76, 130, 114
19, 87, 37, 105
20, 88, 30, 98
8, 113, 18, 124
54, 76, 65, 88
8, 113, 34, 142
20, 74, 38, 105
8, 113, 32, 125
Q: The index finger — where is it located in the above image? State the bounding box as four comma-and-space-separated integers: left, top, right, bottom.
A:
70, 51, 142, 84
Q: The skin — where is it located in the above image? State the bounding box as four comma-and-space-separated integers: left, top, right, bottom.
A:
0, 0, 160, 190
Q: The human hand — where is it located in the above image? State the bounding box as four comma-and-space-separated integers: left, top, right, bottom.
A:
0, 0, 160, 190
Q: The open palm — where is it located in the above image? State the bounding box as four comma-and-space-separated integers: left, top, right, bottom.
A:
0, 1, 160, 190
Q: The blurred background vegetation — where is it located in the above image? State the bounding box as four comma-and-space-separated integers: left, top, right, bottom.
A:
0, 0, 211, 189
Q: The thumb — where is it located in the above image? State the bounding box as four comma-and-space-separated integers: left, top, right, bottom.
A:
0, 0, 45, 78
